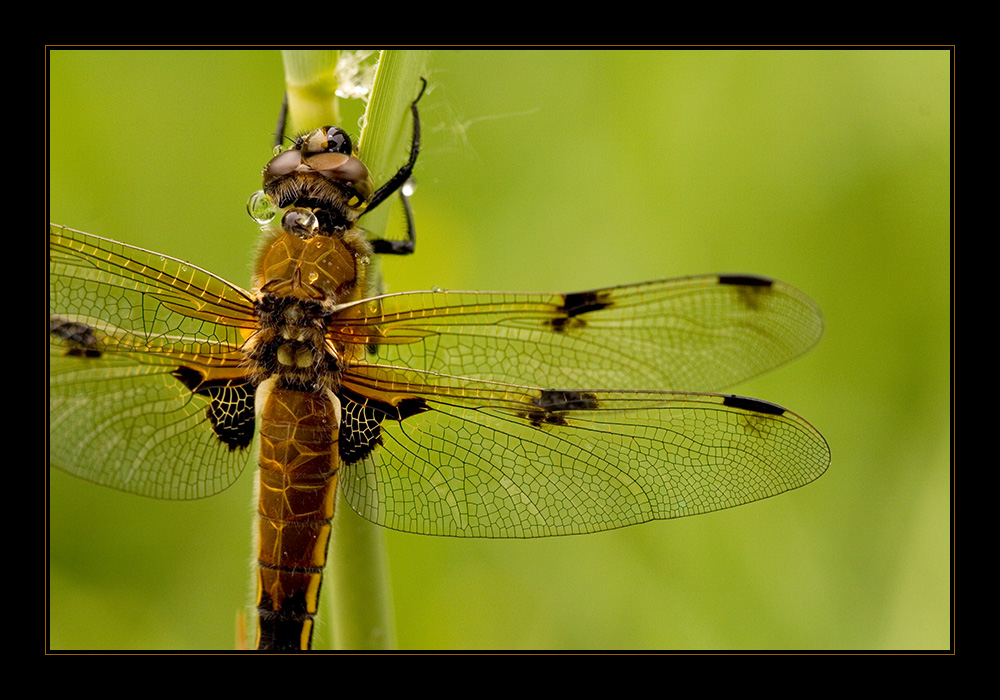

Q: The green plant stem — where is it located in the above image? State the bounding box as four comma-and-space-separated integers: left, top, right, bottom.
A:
281, 50, 341, 133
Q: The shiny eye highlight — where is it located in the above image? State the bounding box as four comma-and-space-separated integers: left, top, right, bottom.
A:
299, 126, 353, 156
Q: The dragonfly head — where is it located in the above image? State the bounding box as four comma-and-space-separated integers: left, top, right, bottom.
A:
260, 126, 375, 234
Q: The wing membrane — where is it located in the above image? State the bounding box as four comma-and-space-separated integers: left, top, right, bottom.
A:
49, 224, 827, 512
340, 364, 830, 538
49, 224, 257, 499
331, 275, 823, 392
49, 224, 256, 370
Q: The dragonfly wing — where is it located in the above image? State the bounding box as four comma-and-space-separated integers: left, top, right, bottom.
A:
49, 224, 258, 499
332, 274, 824, 392
339, 365, 830, 538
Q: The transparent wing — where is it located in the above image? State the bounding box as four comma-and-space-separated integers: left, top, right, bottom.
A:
339, 365, 830, 538
48, 224, 258, 499
330, 274, 823, 392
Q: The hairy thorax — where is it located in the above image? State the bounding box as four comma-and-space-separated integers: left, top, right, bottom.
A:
245, 226, 372, 392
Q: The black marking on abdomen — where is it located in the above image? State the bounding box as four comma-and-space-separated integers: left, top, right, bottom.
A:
49, 316, 101, 358
722, 394, 786, 416
339, 388, 430, 464
526, 389, 600, 427
256, 608, 314, 652
257, 564, 325, 615
548, 290, 614, 332
171, 366, 256, 450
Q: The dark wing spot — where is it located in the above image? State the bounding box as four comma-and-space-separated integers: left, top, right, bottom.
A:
718, 274, 774, 288
722, 394, 786, 416
534, 389, 600, 411
718, 274, 774, 310
339, 392, 384, 464
339, 388, 429, 464
170, 366, 256, 450
49, 316, 101, 358
526, 389, 600, 427
562, 290, 614, 317
395, 397, 430, 420
548, 290, 614, 332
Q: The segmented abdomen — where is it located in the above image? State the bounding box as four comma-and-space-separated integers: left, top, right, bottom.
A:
255, 384, 340, 651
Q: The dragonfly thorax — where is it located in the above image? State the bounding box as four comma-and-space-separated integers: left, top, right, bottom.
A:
247, 293, 344, 392
254, 227, 372, 302
247, 224, 370, 392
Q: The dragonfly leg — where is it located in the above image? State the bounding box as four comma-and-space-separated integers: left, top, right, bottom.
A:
366, 78, 426, 257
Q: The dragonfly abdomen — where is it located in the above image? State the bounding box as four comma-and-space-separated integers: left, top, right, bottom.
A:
255, 383, 341, 651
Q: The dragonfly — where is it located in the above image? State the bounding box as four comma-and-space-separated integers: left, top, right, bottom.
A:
48, 81, 830, 651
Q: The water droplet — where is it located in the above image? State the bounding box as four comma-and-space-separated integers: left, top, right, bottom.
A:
247, 190, 276, 224
282, 208, 319, 238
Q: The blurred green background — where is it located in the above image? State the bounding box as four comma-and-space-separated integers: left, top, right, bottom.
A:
48, 49, 950, 650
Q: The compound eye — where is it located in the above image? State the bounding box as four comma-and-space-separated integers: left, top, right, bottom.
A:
323, 127, 352, 155
302, 126, 353, 155
263, 149, 303, 180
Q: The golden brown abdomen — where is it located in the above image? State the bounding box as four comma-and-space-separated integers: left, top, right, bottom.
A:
255, 384, 340, 651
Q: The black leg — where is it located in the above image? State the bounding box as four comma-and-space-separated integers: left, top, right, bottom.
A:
364, 79, 426, 256
370, 185, 416, 255
366, 78, 427, 213
274, 92, 289, 150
